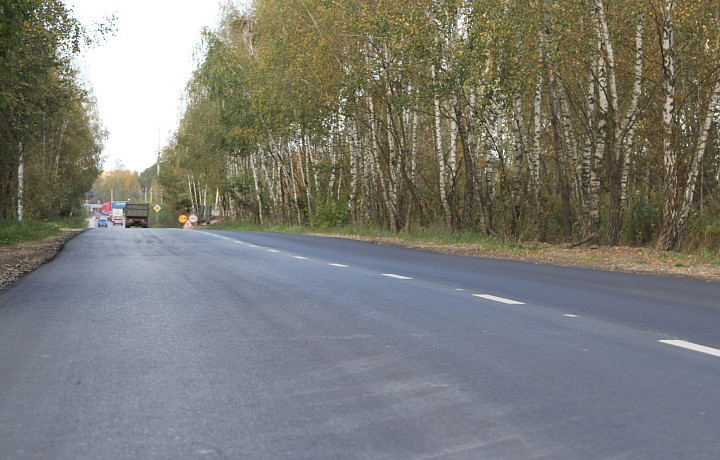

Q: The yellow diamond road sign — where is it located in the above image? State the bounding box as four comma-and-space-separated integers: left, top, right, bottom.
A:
154, 205, 161, 212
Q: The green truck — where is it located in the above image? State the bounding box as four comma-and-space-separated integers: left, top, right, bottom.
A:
124, 203, 149, 228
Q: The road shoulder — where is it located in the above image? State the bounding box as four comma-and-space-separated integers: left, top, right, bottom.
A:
0, 229, 84, 290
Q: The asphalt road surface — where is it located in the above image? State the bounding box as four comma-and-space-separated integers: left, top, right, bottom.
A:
1, 227, 719, 459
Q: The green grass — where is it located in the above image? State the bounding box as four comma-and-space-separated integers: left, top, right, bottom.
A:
0, 219, 67, 246
206, 219, 720, 267
209, 220, 533, 253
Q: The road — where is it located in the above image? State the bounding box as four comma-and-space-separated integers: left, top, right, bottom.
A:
1, 227, 719, 459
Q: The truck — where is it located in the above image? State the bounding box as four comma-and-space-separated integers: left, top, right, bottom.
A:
124, 203, 150, 228
111, 207, 124, 224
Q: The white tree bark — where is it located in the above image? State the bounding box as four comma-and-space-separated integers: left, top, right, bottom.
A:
17, 144, 24, 221
657, 0, 678, 249
348, 116, 360, 226
433, 64, 452, 227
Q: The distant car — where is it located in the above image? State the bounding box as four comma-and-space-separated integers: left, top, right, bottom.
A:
112, 216, 123, 225
97, 218, 108, 227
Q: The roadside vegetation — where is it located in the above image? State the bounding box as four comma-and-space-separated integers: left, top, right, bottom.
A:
210, 219, 720, 270
156, 0, 720, 259
5, 0, 719, 266
1, 1, 111, 223
0, 218, 84, 247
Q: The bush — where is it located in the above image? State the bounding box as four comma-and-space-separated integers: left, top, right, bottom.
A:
0, 220, 62, 246
682, 211, 720, 254
626, 198, 661, 245
313, 198, 349, 228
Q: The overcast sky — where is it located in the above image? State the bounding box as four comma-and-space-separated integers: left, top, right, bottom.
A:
68, 0, 235, 173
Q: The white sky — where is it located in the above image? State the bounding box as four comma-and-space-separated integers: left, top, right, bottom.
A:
68, 1, 230, 173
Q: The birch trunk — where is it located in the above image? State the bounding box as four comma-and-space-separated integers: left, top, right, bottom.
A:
509, 94, 526, 237
369, 94, 399, 232
454, 96, 475, 230
588, 37, 609, 243
532, 75, 546, 240
348, 117, 360, 227
287, 147, 303, 225
361, 118, 373, 224
17, 144, 24, 221
658, 77, 720, 250
541, 6, 573, 240
188, 174, 196, 213
301, 135, 314, 221
548, 77, 573, 241
433, 64, 453, 228
405, 102, 420, 229
250, 149, 263, 227
606, 20, 644, 245
657, 0, 678, 250
580, 76, 596, 234
386, 101, 400, 227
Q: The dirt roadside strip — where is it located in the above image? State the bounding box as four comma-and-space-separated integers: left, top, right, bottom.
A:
1, 228, 718, 291
312, 233, 720, 284
0, 229, 86, 290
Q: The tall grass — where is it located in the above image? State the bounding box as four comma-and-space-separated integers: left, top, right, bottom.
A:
0, 220, 64, 246
209, 220, 529, 252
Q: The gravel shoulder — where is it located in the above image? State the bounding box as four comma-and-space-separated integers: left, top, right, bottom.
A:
0, 229, 85, 290
313, 234, 720, 283
1, 228, 718, 291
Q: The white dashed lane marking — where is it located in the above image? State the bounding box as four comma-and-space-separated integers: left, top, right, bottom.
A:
660, 340, 720, 358
382, 274, 413, 280
207, 233, 718, 362
472, 294, 525, 305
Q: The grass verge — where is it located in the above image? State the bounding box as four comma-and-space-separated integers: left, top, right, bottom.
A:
209, 219, 720, 267
0, 219, 78, 247
210, 221, 532, 252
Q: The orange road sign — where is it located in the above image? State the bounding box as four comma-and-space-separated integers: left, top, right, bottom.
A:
178, 214, 188, 223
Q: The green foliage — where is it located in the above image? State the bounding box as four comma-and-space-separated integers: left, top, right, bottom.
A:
90, 169, 141, 203
0, 0, 108, 221
626, 198, 662, 246
313, 196, 349, 229
682, 210, 720, 255
0, 219, 63, 246
156, 0, 720, 256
